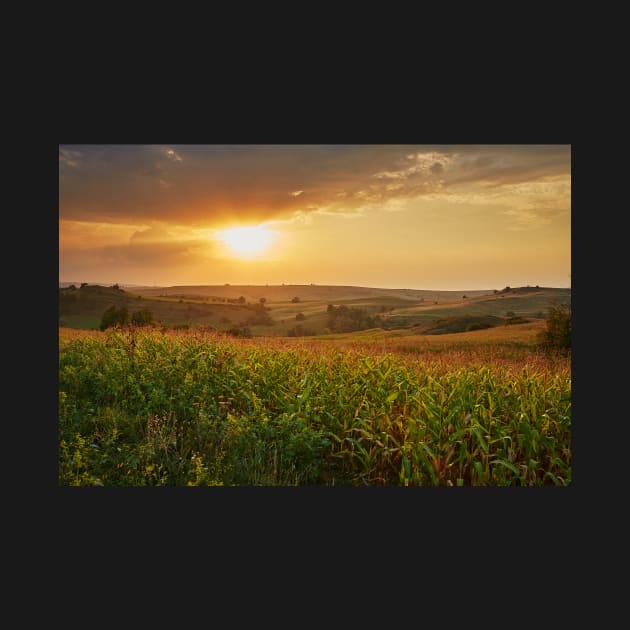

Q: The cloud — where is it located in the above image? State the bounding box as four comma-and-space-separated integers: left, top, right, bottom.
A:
59, 148, 83, 178
59, 144, 570, 230
63, 232, 215, 270
130, 226, 173, 243
430, 162, 444, 175
165, 148, 183, 162
373, 171, 406, 180
59, 148, 82, 168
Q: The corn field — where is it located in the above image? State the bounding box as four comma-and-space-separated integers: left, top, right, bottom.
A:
59, 328, 571, 486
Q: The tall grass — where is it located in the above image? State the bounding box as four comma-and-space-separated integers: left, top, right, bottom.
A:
59, 328, 571, 486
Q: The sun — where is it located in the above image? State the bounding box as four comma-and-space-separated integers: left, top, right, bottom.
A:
217, 225, 274, 258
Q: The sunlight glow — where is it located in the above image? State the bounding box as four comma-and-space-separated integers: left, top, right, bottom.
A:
216, 225, 274, 258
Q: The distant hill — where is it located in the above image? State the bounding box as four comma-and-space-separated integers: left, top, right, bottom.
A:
59, 283, 571, 336
131, 283, 496, 303
59, 281, 157, 289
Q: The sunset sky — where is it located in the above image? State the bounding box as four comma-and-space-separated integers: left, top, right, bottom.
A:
59, 144, 571, 290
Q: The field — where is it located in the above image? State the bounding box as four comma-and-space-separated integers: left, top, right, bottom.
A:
58, 320, 571, 486
59, 283, 570, 337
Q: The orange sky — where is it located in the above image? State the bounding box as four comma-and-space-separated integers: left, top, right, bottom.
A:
59, 144, 571, 290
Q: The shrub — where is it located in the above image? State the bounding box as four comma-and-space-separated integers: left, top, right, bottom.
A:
131, 309, 153, 326
505, 316, 529, 325
537, 304, 571, 349
466, 322, 492, 332
100, 305, 129, 331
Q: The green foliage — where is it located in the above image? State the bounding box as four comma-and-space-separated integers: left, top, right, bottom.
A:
59, 329, 571, 486
326, 304, 382, 333
505, 316, 529, 325
99, 305, 129, 331
417, 315, 501, 335
537, 304, 571, 349
131, 309, 153, 326
466, 322, 493, 332
246, 303, 273, 326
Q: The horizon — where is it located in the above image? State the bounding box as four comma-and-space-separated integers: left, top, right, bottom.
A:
60, 144, 571, 290
58, 280, 571, 293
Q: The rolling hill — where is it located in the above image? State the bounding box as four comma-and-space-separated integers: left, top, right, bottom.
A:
58, 283, 571, 337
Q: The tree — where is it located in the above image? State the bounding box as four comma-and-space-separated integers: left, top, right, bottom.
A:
100, 305, 117, 330
100, 305, 129, 331
80, 282, 88, 288
259, 297, 266, 304
117, 307, 128, 326
537, 304, 571, 349
238, 296, 246, 304
295, 312, 305, 321
131, 309, 153, 326
292, 297, 300, 303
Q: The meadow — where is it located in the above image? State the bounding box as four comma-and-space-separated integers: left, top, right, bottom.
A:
58, 322, 571, 486
59, 283, 571, 337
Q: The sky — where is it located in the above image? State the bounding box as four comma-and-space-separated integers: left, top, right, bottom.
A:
59, 144, 571, 290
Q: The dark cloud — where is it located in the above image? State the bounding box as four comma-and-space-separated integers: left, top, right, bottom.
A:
59, 145, 426, 225
59, 144, 570, 226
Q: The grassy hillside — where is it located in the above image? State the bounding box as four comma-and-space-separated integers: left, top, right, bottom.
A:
59, 284, 262, 331
59, 283, 571, 337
